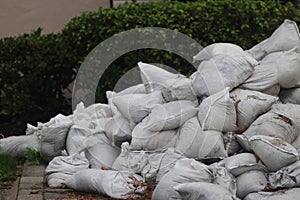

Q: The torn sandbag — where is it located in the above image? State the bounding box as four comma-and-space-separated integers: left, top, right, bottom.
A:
244, 188, 300, 200
141, 100, 198, 132
45, 154, 89, 188
112, 143, 183, 182
138, 62, 183, 93
161, 76, 197, 102
224, 153, 267, 177
0, 134, 40, 158
152, 158, 213, 200
198, 88, 237, 132
242, 48, 300, 91
174, 182, 239, 200
130, 121, 177, 151
110, 91, 164, 123
242, 112, 297, 144
236, 170, 268, 199
279, 88, 300, 104
250, 135, 299, 172
269, 160, 300, 188
175, 117, 227, 159
64, 169, 145, 199
104, 114, 132, 147
230, 88, 278, 127
83, 133, 121, 169
247, 19, 300, 60
193, 43, 244, 62
192, 53, 257, 97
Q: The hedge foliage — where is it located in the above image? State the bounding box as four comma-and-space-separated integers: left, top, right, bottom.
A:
1, 0, 300, 128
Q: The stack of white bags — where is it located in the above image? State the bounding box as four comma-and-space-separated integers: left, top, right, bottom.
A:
2, 19, 300, 199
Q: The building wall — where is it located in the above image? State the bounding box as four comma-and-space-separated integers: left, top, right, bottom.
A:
0, 0, 110, 38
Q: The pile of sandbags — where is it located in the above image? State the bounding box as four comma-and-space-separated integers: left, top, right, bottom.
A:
2, 19, 300, 199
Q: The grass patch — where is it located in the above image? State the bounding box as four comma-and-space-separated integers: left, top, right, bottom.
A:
0, 154, 19, 189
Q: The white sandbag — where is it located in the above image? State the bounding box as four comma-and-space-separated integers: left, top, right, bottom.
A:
193, 43, 244, 62
110, 91, 164, 123
292, 134, 300, 154
64, 169, 145, 199
198, 88, 237, 132
161, 77, 197, 102
279, 88, 300, 104
174, 182, 239, 200
130, 121, 177, 151
242, 48, 300, 90
40, 122, 71, 162
112, 143, 183, 181
244, 188, 300, 200
261, 84, 281, 96
235, 134, 252, 152
45, 154, 89, 188
192, 53, 257, 97
236, 170, 268, 199
66, 125, 92, 155
152, 158, 213, 200
223, 132, 242, 156
250, 135, 299, 171
269, 160, 300, 188
224, 153, 267, 177
141, 100, 198, 132
242, 112, 296, 144
0, 134, 40, 158
106, 84, 146, 98
271, 103, 300, 136
104, 114, 132, 147
138, 62, 182, 93
175, 117, 227, 159
84, 133, 121, 169
230, 88, 278, 127
248, 19, 300, 60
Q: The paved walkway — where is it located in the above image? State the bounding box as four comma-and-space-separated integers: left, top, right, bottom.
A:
7, 164, 72, 200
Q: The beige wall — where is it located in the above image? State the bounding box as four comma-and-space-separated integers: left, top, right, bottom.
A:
0, 0, 110, 38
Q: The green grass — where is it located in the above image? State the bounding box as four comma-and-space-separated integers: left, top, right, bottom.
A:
0, 154, 18, 189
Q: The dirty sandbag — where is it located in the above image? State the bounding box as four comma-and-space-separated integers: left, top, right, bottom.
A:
247, 19, 300, 60
130, 121, 177, 151
279, 88, 300, 104
152, 158, 213, 200
198, 88, 237, 132
141, 100, 198, 132
64, 169, 145, 199
244, 188, 300, 200
113, 143, 183, 182
83, 133, 121, 169
236, 170, 268, 199
66, 125, 92, 155
45, 154, 89, 188
110, 91, 164, 123
269, 160, 300, 188
230, 88, 278, 127
209, 161, 237, 194
175, 117, 227, 159
261, 84, 281, 96
242, 112, 297, 144
174, 182, 239, 200
242, 48, 300, 91
0, 134, 40, 158
192, 53, 257, 97
138, 62, 183, 93
161, 76, 198, 102
104, 114, 132, 147
250, 135, 299, 172
270, 103, 300, 135
193, 43, 244, 62
39, 122, 71, 162
224, 153, 267, 177
292, 134, 300, 154
223, 132, 242, 156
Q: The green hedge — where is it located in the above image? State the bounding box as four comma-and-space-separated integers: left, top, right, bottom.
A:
1, 0, 300, 129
